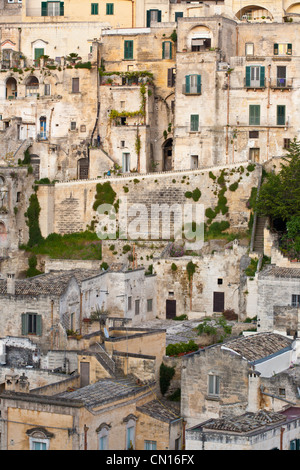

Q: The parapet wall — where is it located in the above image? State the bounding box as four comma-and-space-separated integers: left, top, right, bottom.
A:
37, 162, 261, 239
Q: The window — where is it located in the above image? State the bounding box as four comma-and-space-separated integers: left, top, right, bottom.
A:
106, 3, 114, 15
72, 77, 79, 93
283, 138, 291, 149
91, 3, 98, 15
41, 1, 64, 16
44, 84, 51, 96
70, 121, 77, 131
135, 299, 140, 315
175, 12, 183, 22
21, 313, 42, 336
97, 424, 110, 450
208, 374, 220, 396
191, 38, 211, 51
277, 105, 286, 126
167, 68, 176, 87
217, 278, 223, 285
190, 114, 199, 132
292, 295, 300, 307
279, 388, 286, 396
290, 439, 300, 450
30, 439, 48, 450
145, 440, 157, 450
245, 43, 254, 56
277, 66, 287, 87
184, 74, 201, 94
249, 105, 260, 125
124, 40, 133, 60
146, 9, 161, 27
245, 66, 265, 88
191, 155, 198, 169
274, 43, 292, 56
162, 41, 172, 59
128, 296, 132, 310
121, 140, 125, 148
249, 130, 259, 138
147, 299, 153, 312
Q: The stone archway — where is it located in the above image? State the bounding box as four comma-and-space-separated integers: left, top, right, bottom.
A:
5, 77, 17, 100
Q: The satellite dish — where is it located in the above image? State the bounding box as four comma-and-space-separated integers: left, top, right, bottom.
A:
104, 327, 109, 338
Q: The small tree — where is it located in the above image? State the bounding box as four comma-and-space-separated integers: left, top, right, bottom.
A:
90, 305, 109, 338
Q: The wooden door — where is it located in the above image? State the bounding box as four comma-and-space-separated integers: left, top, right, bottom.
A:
166, 300, 176, 319
213, 292, 224, 313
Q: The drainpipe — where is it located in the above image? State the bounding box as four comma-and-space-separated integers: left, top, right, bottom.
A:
79, 292, 83, 335
50, 299, 54, 349
132, 0, 135, 28
266, 64, 271, 161
84, 425, 89, 450
226, 72, 230, 162
280, 427, 285, 450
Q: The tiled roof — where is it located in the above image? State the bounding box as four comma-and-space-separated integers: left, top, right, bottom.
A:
198, 410, 286, 434
259, 266, 300, 279
221, 332, 292, 363
0, 269, 100, 297
58, 377, 146, 408
137, 399, 181, 423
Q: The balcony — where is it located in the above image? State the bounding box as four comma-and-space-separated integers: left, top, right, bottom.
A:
244, 78, 266, 90
182, 84, 202, 95
270, 78, 293, 90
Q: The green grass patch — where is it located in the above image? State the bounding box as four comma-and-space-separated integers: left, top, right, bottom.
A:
22, 231, 102, 260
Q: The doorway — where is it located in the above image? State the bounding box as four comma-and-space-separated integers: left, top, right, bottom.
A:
80, 362, 90, 387
249, 148, 260, 162
78, 158, 89, 179
166, 299, 176, 319
213, 292, 224, 313
163, 138, 173, 171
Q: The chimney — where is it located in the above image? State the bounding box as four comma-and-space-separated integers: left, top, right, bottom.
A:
7, 273, 15, 295
5, 371, 30, 393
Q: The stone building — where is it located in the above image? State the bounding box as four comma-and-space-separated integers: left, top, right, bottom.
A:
257, 266, 300, 334
181, 332, 299, 428
186, 407, 300, 450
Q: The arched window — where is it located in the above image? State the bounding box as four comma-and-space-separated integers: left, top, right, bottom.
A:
26, 76, 39, 97
6, 77, 17, 100
123, 414, 137, 450
96, 423, 111, 450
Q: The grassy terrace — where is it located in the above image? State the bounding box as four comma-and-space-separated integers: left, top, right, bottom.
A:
22, 231, 102, 260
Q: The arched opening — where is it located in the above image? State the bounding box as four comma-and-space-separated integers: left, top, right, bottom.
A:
187, 25, 212, 52
78, 158, 89, 179
236, 5, 273, 21
0, 222, 6, 234
26, 76, 39, 97
162, 138, 173, 171
6, 77, 17, 100
286, 3, 300, 13
0, 221, 7, 245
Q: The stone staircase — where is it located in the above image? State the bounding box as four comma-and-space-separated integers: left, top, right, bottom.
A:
253, 216, 268, 254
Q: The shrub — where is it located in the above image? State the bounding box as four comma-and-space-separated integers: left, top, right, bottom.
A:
229, 182, 239, 191
159, 363, 175, 395
171, 263, 178, 272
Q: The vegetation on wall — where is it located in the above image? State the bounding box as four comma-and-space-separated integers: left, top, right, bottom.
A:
93, 181, 117, 212
166, 340, 198, 357
24, 193, 44, 247
159, 363, 175, 396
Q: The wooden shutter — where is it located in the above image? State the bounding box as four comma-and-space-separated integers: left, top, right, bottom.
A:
287, 43, 292, 55
274, 43, 279, 55
175, 12, 183, 21
41, 2, 47, 16
146, 10, 151, 27
245, 66, 251, 86
124, 40, 133, 59
72, 77, 79, 92
197, 74, 201, 93
60, 2, 64, 16
36, 315, 42, 336
249, 105, 260, 125
277, 105, 285, 125
191, 114, 199, 131
21, 313, 27, 335
260, 66, 265, 87
167, 68, 173, 87
185, 75, 190, 93
157, 10, 162, 22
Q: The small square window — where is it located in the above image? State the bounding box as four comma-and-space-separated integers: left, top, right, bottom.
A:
283, 138, 291, 149
249, 130, 259, 139
147, 299, 153, 312
217, 278, 223, 285
70, 122, 76, 131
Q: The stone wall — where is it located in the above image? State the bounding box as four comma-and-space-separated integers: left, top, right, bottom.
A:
37, 162, 261, 239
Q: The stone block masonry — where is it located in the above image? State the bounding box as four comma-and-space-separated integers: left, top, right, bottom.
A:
37, 162, 261, 240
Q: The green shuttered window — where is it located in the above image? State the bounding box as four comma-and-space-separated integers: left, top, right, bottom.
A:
277, 105, 286, 126
190, 114, 199, 132
41, 2, 64, 16
106, 3, 114, 15
185, 74, 201, 94
91, 3, 99, 15
124, 40, 133, 59
21, 313, 42, 336
249, 105, 260, 125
